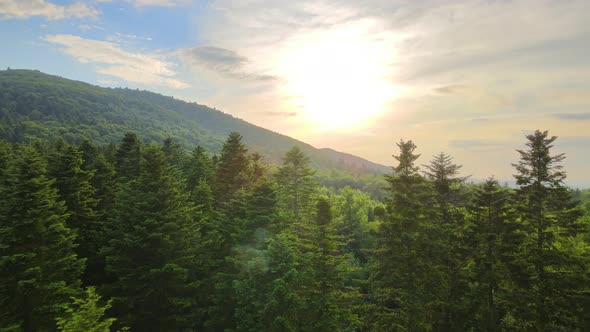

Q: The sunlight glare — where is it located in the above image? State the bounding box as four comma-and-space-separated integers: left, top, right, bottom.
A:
276, 22, 398, 131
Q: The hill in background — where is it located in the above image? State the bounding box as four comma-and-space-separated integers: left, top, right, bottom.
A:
0, 69, 389, 175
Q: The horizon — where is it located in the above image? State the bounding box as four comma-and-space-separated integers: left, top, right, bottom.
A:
1, 0, 589, 187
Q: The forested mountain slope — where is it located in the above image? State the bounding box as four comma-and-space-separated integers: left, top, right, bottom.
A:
0, 69, 388, 174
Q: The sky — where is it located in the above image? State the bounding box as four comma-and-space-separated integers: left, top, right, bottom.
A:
1, 0, 589, 186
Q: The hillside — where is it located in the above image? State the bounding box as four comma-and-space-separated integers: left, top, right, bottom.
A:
0, 69, 389, 174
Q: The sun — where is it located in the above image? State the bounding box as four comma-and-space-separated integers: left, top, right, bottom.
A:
274, 22, 398, 131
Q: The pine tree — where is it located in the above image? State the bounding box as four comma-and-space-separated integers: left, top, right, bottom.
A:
423, 152, 469, 330
511, 130, 586, 331
186, 145, 213, 192
233, 232, 303, 332
48, 141, 99, 286
114, 132, 141, 181
162, 137, 187, 172
465, 178, 520, 331
78, 139, 116, 286
214, 132, 252, 204
370, 139, 438, 331
104, 145, 201, 331
275, 146, 317, 226
55, 287, 117, 332
333, 186, 375, 263
0, 145, 84, 331
298, 197, 360, 331
79, 139, 116, 214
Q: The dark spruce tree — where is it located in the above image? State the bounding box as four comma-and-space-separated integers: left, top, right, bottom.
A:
103, 145, 201, 331
275, 146, 317, 226
213, 131, 252, 205
370, 139, 439, 331
465, 177, 520, 331
114, 132, 141, 181
423, 152, 469, 330
0, 145, 84, 332
511, 130, 586, 331
47, 140, 99, 286
297, 197, 360, 331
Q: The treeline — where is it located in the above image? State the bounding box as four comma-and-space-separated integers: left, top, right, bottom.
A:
0, 130, 588, 331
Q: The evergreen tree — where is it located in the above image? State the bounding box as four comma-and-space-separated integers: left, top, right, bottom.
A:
233, 232, 303, 332
48, 141, 99, 285
187, 145, 213, 192
79, 139, 116, 214
370, 139, 439, 331
298, 197, 360, 331
333, 186, 375, 263
465, 178, 520, 331
55, 287, 118, 332
162, 137, 187, 171
423, 152, 469, 330
104, 145, 201, 331
214, 132, 252, 204
275, 146, 317, 225
114, 132, 141, 180
510, 130, 586, 331
78, 139, 116, 286
0, 145, 84, 331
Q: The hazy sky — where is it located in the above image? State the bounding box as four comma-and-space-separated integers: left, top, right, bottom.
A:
1, 0, 589, 186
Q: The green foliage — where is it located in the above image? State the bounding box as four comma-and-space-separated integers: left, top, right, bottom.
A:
103, 145, 201, 331
214, 132, 252, 204
55, 287, 117, 332
0, 145, 84, 331
0, 69, 388, 176
509, 130, 587, 331
276, 146, 317, 224
370, 139, 441, 331
0, 128, 588, 332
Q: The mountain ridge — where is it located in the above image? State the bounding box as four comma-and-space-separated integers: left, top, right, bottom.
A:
0, 69, 389, 175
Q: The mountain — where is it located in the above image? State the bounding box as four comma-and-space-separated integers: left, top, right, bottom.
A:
0, 69, 389, 174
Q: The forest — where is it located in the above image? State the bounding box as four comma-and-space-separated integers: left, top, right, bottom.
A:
0, 129, 589, 332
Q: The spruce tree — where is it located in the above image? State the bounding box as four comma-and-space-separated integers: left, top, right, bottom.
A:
104, 145, 201, 331
0, 145, 84, 331
298, 197, 360, 331
370, 139, 438, 331
275, 146, 317, 225
214, 132, 252, 204
55, 287, 117, 332
114, 132, 141, 181
511, 130, 586, 331
465, 178, 520, 331
48, 141, 99, 285
423, 152, 469, 330
186, 145, 213, 193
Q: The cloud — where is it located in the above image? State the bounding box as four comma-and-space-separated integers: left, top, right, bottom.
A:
44, 34, 188, 89
434, 85, 468, 94
106, 32, 153, 43
0, 0, 99, 20
79, 24, 105, 31
552, 112, 590, 120
179, 46, 277, 82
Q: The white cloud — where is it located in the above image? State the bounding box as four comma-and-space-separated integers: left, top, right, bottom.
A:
0, 0, 99, 20
44, 34, 189, 89
79, 24, 105, 31
178, 46, 276, 81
